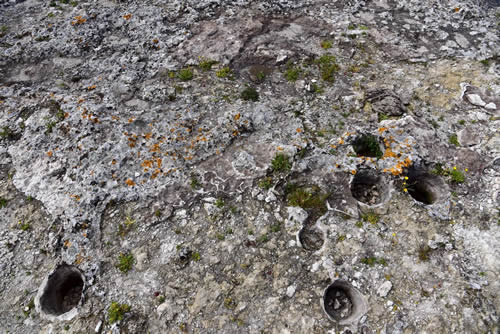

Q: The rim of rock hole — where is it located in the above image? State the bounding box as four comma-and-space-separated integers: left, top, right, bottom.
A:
405, 165, 449, 206
349, 168, 393, 214
35, 263, 85, 321
321, 280, 368, 325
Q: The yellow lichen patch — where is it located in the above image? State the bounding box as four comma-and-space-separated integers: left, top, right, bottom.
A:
87, 85, 96, 91
125, 179, 135, 186
234, 113, 241, 121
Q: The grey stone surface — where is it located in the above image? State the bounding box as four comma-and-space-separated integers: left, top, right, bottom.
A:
0, 0, 499, 333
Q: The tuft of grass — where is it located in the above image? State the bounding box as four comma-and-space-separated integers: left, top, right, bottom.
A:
215, 198, 224, 208
0, 197, 7, 209
0, 126, 15, 139
199, 58, 216, 71
240, 87, 259, 101
270, 223, 281, 233
361, 256, 387, 266
418, 245, 432, 261
191, 251, 201, 261
286, 184, 329, 215
320, 40, 332, 49
258, 177, 273, 190
190, 176, 200, 189
216, 67, 232, 79
285, 66, 300, 82
449, 134, 459, 146
450, 169, 465, 183
108, 302, 131, 324
178, 67, 193, 81
361, 211, 380, 225
18, 221, 30, 231
118, 215, 135, 238
117, 252, 134, 273
271, 153, 291, 172
315, 54, 339, 82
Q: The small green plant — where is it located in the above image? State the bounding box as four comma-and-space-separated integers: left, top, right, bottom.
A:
178, 67, 193, 81
0, 25, 8, 38
118, 215, 135, 237
258, 177, 273, 190
320, 40, 332, 49
216, 67, 232, 79
480, 59, 490, 66
190, 176, 200, 189
449, 134, 459, 146
26, 196, 33, 202
450, 168, 465, 184
45, 121, 58, 134
18, 221, 30, 231
0, 197, 7, 209
418, 245, 432, 261
258, 234, 269, 243
337, 234, 346, 242
158, 295, 166, 303
23, 298, 35, 317
108, 302, 131, 324
155, 209, 161, 217
224, 297, 236, 309
199, 58, 216, 71
240, 86, 259, 101
458, 119, 466, 125
316, 54, 339, 82
286, 185, 328, 214
256, 71, 266, 82
64, 324, 70, 331
117, 252, 134, 273
361, 256, 387, 266
216, 233, 225, 241
215, 198, 224, 208
225, 228, 233, 235
191, 251, 201, 261
270, 223, 281, 233
361, 211, 380, 225
271, 153, 291, 172
285, 66, 300, 82
0, 126, 15, 139
378, 113, 390, 122
355, 221, 363, 228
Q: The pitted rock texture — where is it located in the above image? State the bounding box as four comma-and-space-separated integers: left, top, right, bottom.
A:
0, 0, 499, 333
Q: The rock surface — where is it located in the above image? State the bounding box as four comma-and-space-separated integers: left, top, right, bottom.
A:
0, 0, 499, 333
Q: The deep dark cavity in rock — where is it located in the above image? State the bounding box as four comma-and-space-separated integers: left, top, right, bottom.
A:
39, 264, 84, 316
406, 167, 447, 205
299, 225, 324, 251
324, 282, 353, 321
350, 169, 385, 205
352, 134, 383, 158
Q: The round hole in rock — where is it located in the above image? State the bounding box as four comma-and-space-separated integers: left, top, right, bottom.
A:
406, 167, 447, 205
323, 281, 354, 321
298, 225, 324, 251
350, 169, 388, 205
39, 264, 84, 316
352, 134, 383, 158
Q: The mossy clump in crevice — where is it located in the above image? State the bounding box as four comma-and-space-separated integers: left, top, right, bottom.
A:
285, 184, 329, 217
108, 302, 131, 324
352, 134, 383, 158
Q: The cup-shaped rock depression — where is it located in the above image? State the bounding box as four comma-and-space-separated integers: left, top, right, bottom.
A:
406, 166, 448, 205
37, 264, 85, 317
350, 169, 390, 206
322, 280, 368, 325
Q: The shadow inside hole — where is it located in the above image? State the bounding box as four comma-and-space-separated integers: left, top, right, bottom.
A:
352, 134, 383, 158
407, 181, 435, 204
298, 226, 324, 251
350, 169, 385, 205
39, 264, 84, 316
324, 282, 353, 321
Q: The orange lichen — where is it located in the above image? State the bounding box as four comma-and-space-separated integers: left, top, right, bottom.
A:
234, 113, 241, 121
296, 128, 302, 133
123, 14, 132, 20
46, 151, 53, 157
87, 85, 96, 91
125, 179, 135, 186
378, 127, 388, 134
71, 16, 86, 25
